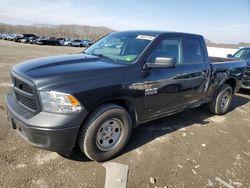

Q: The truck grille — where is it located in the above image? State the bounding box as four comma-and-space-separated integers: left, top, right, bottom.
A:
14, 77, 33, 94
15, 93, 37, 110
11, 74, 40, 112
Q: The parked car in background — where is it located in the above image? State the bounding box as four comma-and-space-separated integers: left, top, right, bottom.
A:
63, 39, 73, 46
13, 34, 23, 42
69, 39, 93, 47
36, 37, 61, 46
3, 34, 9, 40
1, 33, 94, 48
87, 41, 95, 46
32, 37, 44, 44
7, 34, 17, 41
228, 47, 250, 89
20, 37, 30, 43
14, 34, 37, 42
57, 38, 66, 45
2, 34, 8, 40
28, 36, 39, 44
81, 40, 94, 47
20, 36, 39, 44
70, 39, 86, 47
1, 33, 15, 40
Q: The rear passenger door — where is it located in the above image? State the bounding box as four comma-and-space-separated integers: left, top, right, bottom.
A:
181, 36, 210, 105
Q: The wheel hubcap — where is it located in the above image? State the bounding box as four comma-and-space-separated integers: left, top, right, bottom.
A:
96, 118, 123, 151
221, 90, 230, 109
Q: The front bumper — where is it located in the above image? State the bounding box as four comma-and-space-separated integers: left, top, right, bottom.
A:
5, 92, 88, 155
242, 66, 250, 89
241, 81, 250, 89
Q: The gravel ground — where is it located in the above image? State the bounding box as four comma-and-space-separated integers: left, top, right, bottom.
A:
0, 40, 249, 188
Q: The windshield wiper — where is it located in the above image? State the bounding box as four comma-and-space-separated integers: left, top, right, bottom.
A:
92, 53, 117, 62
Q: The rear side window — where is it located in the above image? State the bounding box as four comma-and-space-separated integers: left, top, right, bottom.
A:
183, 37, 205, 64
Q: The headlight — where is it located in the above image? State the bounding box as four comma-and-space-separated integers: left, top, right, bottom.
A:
39, 91, 83, 113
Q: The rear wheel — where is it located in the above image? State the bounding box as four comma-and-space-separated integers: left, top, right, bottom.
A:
209, 84, 233, 115
78, 104, 132, 162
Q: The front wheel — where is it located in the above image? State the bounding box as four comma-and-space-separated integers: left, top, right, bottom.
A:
78, 104, 132, 162
209, 84, 233, 115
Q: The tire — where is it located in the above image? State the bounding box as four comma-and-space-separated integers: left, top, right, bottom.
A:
80, 44, 83, 47
78, 103, 132, 162
209, 84, 233, 115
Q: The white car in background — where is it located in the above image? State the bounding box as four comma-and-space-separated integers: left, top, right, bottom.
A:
70, 39, 87, 47
63, 39, 73, 46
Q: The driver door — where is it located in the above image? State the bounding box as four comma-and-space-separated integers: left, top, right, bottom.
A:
142, 36, 191, 119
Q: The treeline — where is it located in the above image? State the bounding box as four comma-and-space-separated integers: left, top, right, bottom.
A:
0, 23, 114, 40
1, 23, 249, 47
205, 39, 250, 49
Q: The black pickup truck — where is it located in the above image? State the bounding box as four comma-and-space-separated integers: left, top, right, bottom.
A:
5, 31, 246, 161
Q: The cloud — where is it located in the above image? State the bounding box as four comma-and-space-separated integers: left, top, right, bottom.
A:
0, 0, 249, 43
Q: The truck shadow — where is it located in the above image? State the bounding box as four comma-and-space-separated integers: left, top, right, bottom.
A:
68, 94, 249, 162
239, 88, 250, 96
124, 94, 249, 156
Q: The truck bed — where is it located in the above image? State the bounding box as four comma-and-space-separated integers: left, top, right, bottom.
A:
210, 59, 246, 73
209, 56, 235, 63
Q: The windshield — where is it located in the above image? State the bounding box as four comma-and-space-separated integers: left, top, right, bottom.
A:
84, 32, 156, 63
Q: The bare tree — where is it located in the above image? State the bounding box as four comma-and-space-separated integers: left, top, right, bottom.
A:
0, 23, 114, 40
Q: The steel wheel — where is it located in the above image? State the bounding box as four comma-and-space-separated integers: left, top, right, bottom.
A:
209, 84, 233, 115
220, 90, 230, 109
78, 103, 132, 161
96, 118, 123, 151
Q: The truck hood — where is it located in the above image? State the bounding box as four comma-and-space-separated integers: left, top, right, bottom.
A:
12, 53, 127, 90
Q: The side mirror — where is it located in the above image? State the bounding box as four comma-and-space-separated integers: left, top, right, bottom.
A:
146, 57, 175, 68
227, 54, 233, 58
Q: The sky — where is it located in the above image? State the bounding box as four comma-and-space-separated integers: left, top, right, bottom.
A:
0, 0, 249, 43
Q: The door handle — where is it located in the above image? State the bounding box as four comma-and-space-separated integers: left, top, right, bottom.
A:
176, 73, 188, 78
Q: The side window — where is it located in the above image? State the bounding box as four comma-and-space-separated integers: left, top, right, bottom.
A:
233, 49, 245, 59
184, 37, 205, 64
243, 50, 250, 59
148, 37, 182, 64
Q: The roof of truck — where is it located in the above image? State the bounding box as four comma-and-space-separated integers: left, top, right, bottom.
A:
112, 30, 203, 38
240, 46, 250, 49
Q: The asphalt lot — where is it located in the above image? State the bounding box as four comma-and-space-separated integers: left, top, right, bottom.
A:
0, 40, 249, 188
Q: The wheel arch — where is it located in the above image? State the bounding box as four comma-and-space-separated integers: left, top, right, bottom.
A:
83, 98, 138, 128
224, 77, 237, 93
